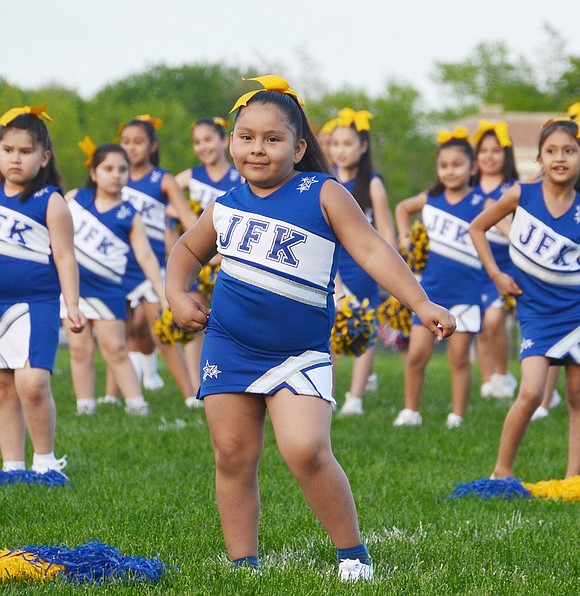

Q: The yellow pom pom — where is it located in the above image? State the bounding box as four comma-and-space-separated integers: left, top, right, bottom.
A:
331, 296, 377, 356
0, 549, 65, 582
153, 308, 196, 345
376, 296, 411, 337
402, 220, 429, 274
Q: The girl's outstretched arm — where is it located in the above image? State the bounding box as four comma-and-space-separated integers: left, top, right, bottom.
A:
322, 180, 455, 339
47, 192, 85, 333
165, 203, 217, 331
469, 184, 523, 298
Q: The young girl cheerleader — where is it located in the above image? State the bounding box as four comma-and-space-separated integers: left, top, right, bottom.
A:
470, 118, 580, 479
329, 108, 396, 416
173, 117, 242, 394
165, 75, 456, 581
471, 120, 520, 400
394, 128, 483, 429
63, 144, 167, 416
0, 106, 84, 477
110, 116, 198, 407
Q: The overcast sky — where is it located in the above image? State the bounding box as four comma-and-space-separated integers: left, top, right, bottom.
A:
2, 0, 579, 108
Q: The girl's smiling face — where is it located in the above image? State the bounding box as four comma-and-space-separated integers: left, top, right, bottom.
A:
229, 102, 306, 195
538, 128, 580, 186
437, 146, 474, 192
477, 134, 505, 177
192, 123, 228, 167
120, 124, 155, 169
0, 128, 50, 192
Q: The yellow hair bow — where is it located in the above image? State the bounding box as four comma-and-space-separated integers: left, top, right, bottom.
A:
0, 104, 54, 127
320, 118, 339, 134
336, 108, 374, 132
78, 135, 97, 168
229, 75, 305, 114
542, 115, 580, 138
117, 114, 163, 137
436, 126, 471, 145
212, 117, 229, 129
472, 119, 512, 147
567, 102, 580, 119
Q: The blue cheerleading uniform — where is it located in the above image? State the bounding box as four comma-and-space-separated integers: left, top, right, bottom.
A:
188, 165, 242, 212
508, 181, 580, 363
473, 180, 517, 309
121, 167, 168, 303
66, 188, 137, 320
336, 173, 382, 307
412, 190, 486, 332
0, 184, 62, 371
199, 172, 340, 402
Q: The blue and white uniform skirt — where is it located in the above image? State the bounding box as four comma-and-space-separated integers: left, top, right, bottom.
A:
0, 300, 60, 372
198, 317, 335, 405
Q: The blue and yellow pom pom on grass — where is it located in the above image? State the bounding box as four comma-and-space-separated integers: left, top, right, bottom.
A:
331, 296, 377, 357
0, 540, 171, 584
153, 308, 196, 345
450, 476, 580, 501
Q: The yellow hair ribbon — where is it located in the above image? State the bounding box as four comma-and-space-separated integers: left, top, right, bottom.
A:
212, 117, 229, 129
0, 104, 54, 127
542, 115, 580, 139
336, 108, 374, 132
134, 114, 163, 130
472, 119, 512, 147
78, 135, 97, 168
436, 126, 471, 145
117, 114, 163, 137
229, 75, 305, 114
567, 102, 580, 119
320, 117, 339, 134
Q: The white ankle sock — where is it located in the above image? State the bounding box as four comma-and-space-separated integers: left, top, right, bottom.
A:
128, 352, 143, 384
3, 460, 25, 471
140, 351, 158, 378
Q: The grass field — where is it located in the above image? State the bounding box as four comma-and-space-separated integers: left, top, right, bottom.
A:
1, 345, 579, 595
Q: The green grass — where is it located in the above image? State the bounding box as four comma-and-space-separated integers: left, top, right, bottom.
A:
1, 346, 578, 595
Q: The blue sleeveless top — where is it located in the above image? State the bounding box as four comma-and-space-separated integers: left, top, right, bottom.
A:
509, 181, 580, 321
189, 165, 242, 212
420, 190, 485, 305
0, 184, 61, 302
210, 172, 340, 353
69, 188, 137, 301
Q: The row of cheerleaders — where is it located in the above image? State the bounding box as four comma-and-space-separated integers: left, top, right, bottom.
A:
1, 88, 580, 584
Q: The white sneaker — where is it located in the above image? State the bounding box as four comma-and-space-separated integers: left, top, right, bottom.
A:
338, 558, 374, 582
365, 373, 378, 393
31, 455, 67, 476
550, 389, 562, 409
531, 406, 549, 422
490, 372, 518, 399
480, 381, 494, 398
393, 408, 422, 427
339, 393, 363, 416
185, 396, 204, 409
125, 398, 149, 416
446, 413, 463, 429
143, 373, 165, 391
76, 399, 96, 416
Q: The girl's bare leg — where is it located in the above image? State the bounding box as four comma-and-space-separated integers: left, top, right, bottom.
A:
565, 364, 580, 477
447, 332, 473, 417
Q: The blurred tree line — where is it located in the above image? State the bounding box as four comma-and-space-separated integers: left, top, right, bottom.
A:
1, 32, 578, 203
